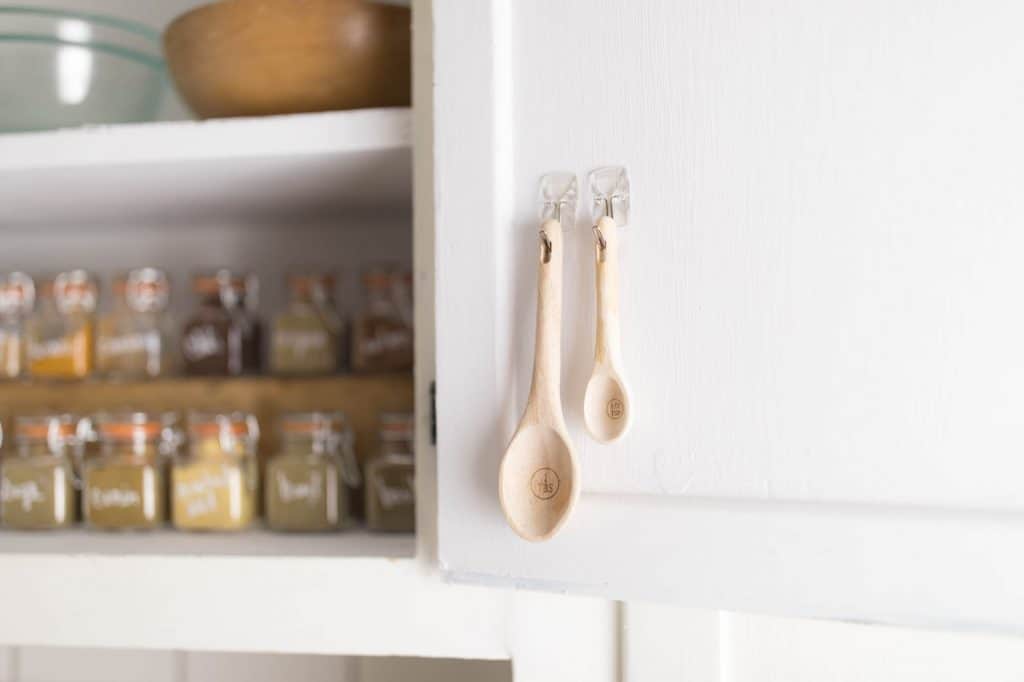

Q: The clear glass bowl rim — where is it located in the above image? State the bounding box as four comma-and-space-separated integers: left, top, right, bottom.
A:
0, 5, 163, 66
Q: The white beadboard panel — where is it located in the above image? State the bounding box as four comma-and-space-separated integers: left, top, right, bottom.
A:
504, 592, 617, 682
185, 651, 355, 682
15, 647, 179, 682
622, 604, 720, 682
721, 612, 1024, 682
360, 657, 511, 682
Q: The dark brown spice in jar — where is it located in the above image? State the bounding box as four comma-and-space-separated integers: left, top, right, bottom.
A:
350, 267, 412, 373
181, 271, 262, 376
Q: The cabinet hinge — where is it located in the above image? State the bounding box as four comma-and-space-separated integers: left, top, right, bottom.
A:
429, 380, 437, 446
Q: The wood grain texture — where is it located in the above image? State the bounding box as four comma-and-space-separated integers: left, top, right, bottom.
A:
0, 375, 412, 468
164, 0, 411, 118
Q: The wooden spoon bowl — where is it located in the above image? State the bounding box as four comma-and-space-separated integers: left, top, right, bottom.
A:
499, 424, 578, 541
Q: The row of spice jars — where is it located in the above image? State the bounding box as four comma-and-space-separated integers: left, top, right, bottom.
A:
0, 265, 414, 380
0, 410, 415, 533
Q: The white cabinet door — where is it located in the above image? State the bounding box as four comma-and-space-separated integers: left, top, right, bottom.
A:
431, 0, 1024, 632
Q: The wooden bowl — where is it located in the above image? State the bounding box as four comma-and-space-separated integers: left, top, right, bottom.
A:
163, 0, 411, 119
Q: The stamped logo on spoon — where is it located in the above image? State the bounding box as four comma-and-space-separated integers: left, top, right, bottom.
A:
529, 467, 560, 500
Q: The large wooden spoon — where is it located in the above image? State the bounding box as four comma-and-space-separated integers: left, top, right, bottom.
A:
499, 217, 579, 542
583, 215, 632, 442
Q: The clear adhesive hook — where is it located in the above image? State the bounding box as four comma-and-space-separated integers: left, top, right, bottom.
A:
588, 166, 630, 227
537, 172, 578, 263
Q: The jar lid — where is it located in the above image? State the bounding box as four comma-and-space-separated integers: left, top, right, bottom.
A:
362, 265, 396, 291
53, 270, 97, 314
280, 411, 349, 435
0, 272, 34, 316
115, 268, 170, 313
95, 411, 178, 442
287, 272, 336, 299
192, 270, 256, 297
14, 414, 80, 443
188, 411, 259, 438
379, 411, 415, 440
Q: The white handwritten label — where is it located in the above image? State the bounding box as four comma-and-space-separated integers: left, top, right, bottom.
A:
276, 470, 322, 504
182, 326, 224, 362
1, 477, 45, 512
28, 337, 72, 360
275, 330, 329, 355
90, 487, 141, 510
374, 474, 414, 510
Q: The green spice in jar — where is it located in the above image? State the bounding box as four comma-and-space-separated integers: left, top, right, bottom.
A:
82, 412, 176, 530
364, 412, 415, 533
172, 412, 258, 531
0, 415, 80, 529
265, 412, 359, 532
271, 273, 343, 375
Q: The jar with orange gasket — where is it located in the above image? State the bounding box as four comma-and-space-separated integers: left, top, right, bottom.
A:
97, 268, 176, 379
26, 270, 97, 380
82, 412, 180, 531
0, 414, 82, 529
265, 411, 359, 532
0, 272, 34, 380
171, 412, 259, 531
181, 271, 261, 376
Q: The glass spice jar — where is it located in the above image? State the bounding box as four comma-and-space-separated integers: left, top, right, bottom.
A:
364, 412, 415, 533
181, 271, 262, 376
271, 273, 343, 375
0, 414, 81, 529
265, 411, 360, 532
82, 412, 179, 531
171, 412, 259, 531
0, 272, 34, 380
97, 268, 176, 379
26, 270, 97, 380
350, 266, 413, 373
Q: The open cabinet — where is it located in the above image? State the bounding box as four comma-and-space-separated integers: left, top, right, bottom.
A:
4, 0, 1024, 678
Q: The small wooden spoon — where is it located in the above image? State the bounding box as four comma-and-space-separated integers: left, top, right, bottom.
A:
583, 215, 632, 443
499, 217, 580, 542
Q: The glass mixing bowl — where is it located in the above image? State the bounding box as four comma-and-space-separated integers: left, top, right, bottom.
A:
0, 7, 165, 132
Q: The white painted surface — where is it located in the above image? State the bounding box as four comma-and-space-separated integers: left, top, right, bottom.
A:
0, 529, 413, 558
433, 0, 1024, 629
0, 109, 412, 225
0, 554, 507, 658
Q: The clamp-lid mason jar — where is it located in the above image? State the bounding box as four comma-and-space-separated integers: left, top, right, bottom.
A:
270, 273, 343, 375
1, 414, 81, 529
172, 411, 259, 531
97, 268, 175, 379
181, 271, 261, 376
26, 270, 97, 380
265, 411, 359, 532
0, 272, 34, 380
83, 411, 179, 530
364, 411, 415, 533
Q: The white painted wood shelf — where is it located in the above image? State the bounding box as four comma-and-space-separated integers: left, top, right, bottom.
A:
0, 528, 509, 659
0, 108, 412, 226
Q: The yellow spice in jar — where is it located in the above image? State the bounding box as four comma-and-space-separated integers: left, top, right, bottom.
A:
172, 457, 256, 531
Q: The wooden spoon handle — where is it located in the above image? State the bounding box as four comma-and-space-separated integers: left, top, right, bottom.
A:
528, 218, 564, 417
594, 215, 623, 367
